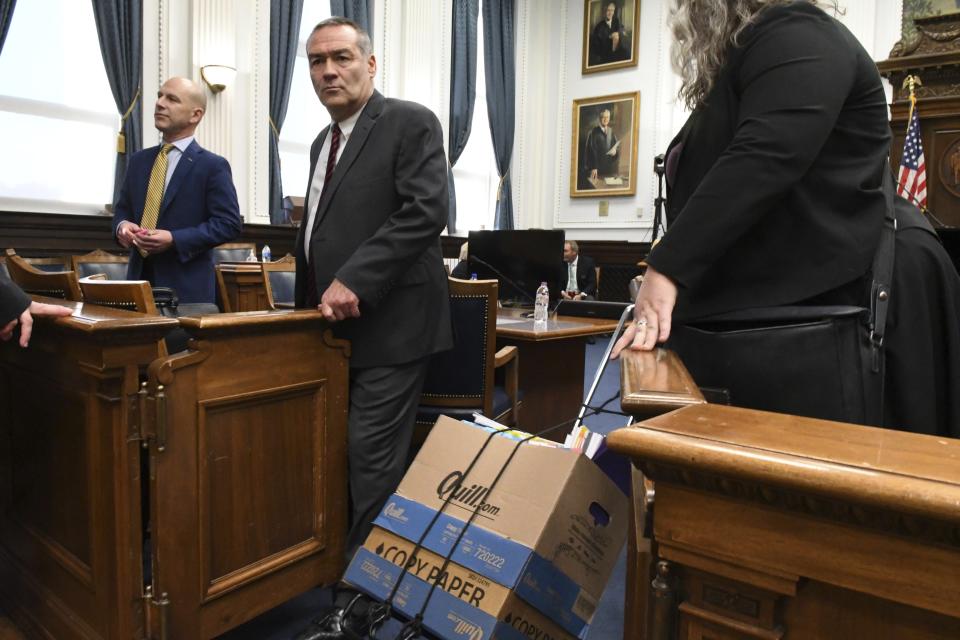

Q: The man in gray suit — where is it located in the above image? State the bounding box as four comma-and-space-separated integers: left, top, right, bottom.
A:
293, 17, 452, 640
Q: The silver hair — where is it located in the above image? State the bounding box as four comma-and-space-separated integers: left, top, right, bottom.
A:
310, 16, 373, 56
669, 0, 839, 110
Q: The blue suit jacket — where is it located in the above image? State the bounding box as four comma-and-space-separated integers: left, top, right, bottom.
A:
112, 140, 242, 303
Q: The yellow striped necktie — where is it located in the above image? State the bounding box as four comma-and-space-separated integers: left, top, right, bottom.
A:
138, 143, 174, 257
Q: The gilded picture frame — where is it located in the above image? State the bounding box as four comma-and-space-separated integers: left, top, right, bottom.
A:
582, 0, 641, 74
570, 92, 640, 198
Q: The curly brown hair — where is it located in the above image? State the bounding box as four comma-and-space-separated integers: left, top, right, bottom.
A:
669, 0, 840, 110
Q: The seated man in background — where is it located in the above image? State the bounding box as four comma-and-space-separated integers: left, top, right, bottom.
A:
560, 240, 597, 300
450, 241, 471, 279
113, 77, 242, 304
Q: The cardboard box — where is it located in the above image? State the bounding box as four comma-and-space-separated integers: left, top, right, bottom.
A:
345, 416, 627, 638
347, 526, 574, 640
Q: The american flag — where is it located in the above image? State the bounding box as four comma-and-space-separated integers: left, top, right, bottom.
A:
897, 104, 927, 208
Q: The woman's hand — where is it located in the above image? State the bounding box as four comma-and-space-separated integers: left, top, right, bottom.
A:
1, 301, 74, 348
611, 266, 677, 358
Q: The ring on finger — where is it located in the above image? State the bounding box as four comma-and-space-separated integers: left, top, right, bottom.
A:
635, 318, 648, 329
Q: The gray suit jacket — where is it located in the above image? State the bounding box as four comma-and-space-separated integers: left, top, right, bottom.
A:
295, 91, 453, 368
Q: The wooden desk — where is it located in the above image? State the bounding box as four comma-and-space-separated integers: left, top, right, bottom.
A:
608, 399, 960, 639
495, 307, 619, 434
0, 303, 349, 639
215, 262, 268, 312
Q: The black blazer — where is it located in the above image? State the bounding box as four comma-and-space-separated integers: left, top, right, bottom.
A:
0, 279, 30, 326
559, 255, 597, 297
295, 91, 453, 368
647, 2, 891, 320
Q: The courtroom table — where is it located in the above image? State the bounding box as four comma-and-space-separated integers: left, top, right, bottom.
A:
0, 302, 349, 640
495, 307, 620, 435
608, 365, 960, 640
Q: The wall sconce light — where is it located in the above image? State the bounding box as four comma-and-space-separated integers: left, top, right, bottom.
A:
200, 65, 237, 94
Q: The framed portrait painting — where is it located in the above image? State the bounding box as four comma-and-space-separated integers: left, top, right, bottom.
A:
582, 0, 640, 74
570, 92, 639, 198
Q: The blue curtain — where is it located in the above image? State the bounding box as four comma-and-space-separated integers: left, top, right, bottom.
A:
447, 0, 479, 235
269, 0, 305, 224
482, 0, 515, 230
330, 0, 373, 34
91, 0, 143, 205
0, 0, 15, 54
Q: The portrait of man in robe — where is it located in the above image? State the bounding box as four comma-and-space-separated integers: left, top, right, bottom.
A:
582, 0, 640, 74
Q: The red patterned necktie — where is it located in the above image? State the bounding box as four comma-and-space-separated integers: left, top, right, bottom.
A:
305, 123, 342, 308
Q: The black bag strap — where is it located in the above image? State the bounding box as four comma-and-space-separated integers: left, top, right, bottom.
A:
872, 163, 898, 352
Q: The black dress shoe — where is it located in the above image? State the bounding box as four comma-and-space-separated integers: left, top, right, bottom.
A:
291, 595, 371, 640
291, 609, 346, 640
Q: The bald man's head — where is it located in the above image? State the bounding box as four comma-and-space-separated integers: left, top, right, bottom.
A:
154, 77, 207, 142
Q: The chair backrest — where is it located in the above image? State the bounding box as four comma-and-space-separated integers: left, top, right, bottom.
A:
263, 253, 297, 309
596, 264, 644, 302
262, 254, 297, 309
78, 277, 168, 356
420, 277, 498, 413
5, 248, 82, 300
24, 256, 70, 272
78, 277, 159, 315
212, 242, 256, 264
72, 249, 130, 280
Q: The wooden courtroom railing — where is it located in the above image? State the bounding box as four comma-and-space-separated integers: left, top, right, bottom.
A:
0, 299, 178, 639
616, 348, 706, 639
0, 302, 349, 639
610, 349, 960, 639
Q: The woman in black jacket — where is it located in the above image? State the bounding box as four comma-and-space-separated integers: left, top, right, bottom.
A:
614, 0, 960, 437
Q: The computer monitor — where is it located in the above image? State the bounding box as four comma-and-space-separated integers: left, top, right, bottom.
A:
467, 230, 565, 304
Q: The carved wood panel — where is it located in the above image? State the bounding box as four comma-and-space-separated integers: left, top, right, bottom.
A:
199, 383, 328, 599
147, 315, 349, 638
880, 12, 960, 228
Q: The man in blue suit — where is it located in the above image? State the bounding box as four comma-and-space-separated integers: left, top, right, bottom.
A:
112, 77, 242, 304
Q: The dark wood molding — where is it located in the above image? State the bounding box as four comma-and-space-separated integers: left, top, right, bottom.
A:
0, 211, 299, 260
0, 210, 649, 270
442, 234, 650, 266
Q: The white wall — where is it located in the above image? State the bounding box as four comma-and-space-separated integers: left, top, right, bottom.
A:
143, 0, 270, 223
512, 0, 904, 242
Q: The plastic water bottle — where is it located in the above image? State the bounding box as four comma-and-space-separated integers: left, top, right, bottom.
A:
245, 248, 257, 262
261, 244, 272, 263
534, 282, 549, 324
470, 273, 478, 280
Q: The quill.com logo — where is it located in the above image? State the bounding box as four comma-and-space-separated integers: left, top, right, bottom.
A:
436, 471, 501, 517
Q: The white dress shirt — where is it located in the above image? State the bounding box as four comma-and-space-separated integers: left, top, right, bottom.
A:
163, 135, 193, 188
567, 256, 579, 292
